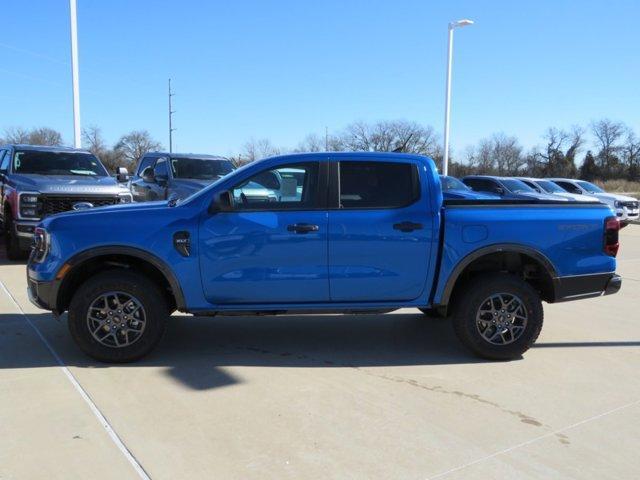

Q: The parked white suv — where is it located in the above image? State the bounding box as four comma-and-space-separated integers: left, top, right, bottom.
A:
518, 178, 600, 203
549, 178, 639, 223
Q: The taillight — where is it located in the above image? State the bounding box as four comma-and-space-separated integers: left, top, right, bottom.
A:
604, 216, 620, 257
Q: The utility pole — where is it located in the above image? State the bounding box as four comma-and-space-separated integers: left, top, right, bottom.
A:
325, 126, 329, 151
168, 78, 176, 152
69, 0, 81, 148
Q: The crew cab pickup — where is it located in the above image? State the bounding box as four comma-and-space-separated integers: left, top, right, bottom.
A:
130, 152, 235, 202
27, 153, 622, 363
1, 144, 132, 259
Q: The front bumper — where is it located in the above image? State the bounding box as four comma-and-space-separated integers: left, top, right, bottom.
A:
27, 275, 60, 312
14, 220, 38, 250
615, 206, 639, 221
553, 273, 622, 302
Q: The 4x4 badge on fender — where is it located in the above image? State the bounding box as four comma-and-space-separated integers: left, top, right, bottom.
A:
173, 231, 191, 257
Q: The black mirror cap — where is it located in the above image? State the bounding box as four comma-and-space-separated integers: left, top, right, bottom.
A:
209, 190, 234, 213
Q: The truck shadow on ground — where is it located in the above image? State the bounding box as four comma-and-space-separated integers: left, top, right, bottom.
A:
1, 311, 639, 391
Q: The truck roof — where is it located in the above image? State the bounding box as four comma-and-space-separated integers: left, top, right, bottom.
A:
256, 151, 434, 162
0, 144, 93, 154
145, 151, 230, 161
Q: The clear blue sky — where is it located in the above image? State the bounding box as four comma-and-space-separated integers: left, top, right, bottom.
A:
1, 0, 639, 158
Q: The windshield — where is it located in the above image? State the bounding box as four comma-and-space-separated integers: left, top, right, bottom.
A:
576, 180, 604, 193
440, 175, 470, 191
501, 179, 536, 193
536, 180, 565, 193
170, 157, 234, 180
13, 150, 107, 176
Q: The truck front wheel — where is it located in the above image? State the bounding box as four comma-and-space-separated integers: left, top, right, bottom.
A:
3, 211, 27, 260
68, 270, 168, 362
452, 273, 543, 360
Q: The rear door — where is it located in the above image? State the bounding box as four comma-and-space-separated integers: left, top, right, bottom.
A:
327, 159, 433, 302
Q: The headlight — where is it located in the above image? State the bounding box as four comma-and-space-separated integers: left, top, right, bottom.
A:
32, 227, 50, 262
19, 192, 41, 219
614, 200, 622, 208
119, 193, 133, 203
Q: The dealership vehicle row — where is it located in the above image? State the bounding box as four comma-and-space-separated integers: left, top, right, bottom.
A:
1, 144, 638, 259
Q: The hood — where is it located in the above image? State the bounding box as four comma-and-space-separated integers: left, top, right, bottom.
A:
41, 200, 168, 227
10, 174, 128, 195
502, 191, 568, 202
553, 192, 600, 203
592, 192, 638, 203
443, 189, 501, 200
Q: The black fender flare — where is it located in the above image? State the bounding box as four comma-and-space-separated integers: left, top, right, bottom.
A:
57, 245, 187, 311
438, 243, 558, 307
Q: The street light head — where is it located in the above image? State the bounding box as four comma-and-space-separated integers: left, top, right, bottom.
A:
450, 19, 474, 29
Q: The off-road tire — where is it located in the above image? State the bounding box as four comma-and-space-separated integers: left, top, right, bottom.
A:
452, 273, 543, 360
3, 211, 26, 260
68, 270, 168, 362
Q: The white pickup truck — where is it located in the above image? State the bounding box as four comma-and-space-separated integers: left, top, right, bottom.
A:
549, 178, 639, 224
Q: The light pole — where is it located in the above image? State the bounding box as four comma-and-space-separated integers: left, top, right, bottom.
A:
442, 19, 473, 176
69, 0, 81, 148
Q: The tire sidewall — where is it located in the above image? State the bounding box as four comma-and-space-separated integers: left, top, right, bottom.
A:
4, 212, 24, 260
453, 274, 543, 360
68, 271, 168, 362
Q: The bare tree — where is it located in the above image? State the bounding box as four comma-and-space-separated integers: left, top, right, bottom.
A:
82, 125, 108, 155
2, 126, 63, 146
591, 119, 625, 177
335, 120, 440, 156
28, 127, 63, 146
622, 129, 640, 181
113, 130, 162, 170
467, 133, 524, 175
241, 138, 281, 163
3, 127, 30, 144
528, 126, 582, 177
294, 133, 326, 153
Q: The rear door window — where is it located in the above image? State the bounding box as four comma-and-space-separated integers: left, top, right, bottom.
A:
555, 181, 581, 194
338, 161, 419, 209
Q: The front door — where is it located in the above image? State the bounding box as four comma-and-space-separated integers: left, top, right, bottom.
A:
199, 161, 329, 305
328, 159, 434, 302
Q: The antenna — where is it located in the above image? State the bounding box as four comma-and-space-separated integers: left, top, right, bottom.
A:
168, 78, 176, 152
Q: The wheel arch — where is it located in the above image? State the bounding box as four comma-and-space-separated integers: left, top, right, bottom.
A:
55, 246, 186, 314
437, 244, 558, 312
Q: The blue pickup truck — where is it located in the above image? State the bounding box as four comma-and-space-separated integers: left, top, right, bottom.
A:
27, 153, 621, 362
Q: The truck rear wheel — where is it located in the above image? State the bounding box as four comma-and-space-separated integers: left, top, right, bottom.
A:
68, 270, 168, 362
452, 273, 543, 360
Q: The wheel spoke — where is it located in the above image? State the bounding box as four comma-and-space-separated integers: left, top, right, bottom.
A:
476, 293, 528, 346
86, 291, 146, 349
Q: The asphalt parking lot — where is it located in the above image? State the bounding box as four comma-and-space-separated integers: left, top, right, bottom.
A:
1, 227, 639, 480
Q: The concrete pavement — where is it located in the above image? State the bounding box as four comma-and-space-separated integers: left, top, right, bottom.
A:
1, 227, 639, 479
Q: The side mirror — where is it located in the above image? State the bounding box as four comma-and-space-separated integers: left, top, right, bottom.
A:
153, 164, 169, 186
496, 187, 505, 195
141, 166, 155, 183
575, 190, 582, 194
116, 167, 129, 183
209, 190, 234, 213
